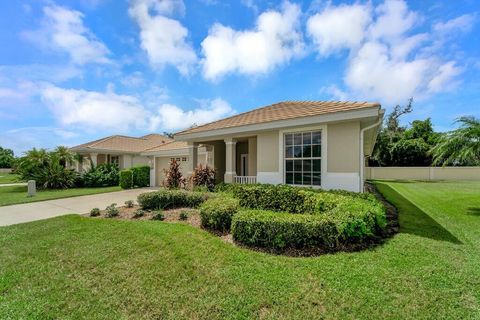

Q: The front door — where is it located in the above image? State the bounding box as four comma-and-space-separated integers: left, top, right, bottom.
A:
240, 154, 248, 176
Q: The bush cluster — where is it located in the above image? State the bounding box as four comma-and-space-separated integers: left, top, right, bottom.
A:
200, 197, 239, 232
120, 165, 150, 189
137, 189, 209, 210
105, 203, 119, 218
83, 164, 119, 187
224, 184, 386, 250
190, 164, 216, 191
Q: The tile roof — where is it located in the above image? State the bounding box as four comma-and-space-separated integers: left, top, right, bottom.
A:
176, 100, 380, 136
71, 134, 173, 153
143, 141, 189, 153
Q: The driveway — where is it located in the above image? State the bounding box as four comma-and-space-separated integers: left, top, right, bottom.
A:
0, 188, 155, 227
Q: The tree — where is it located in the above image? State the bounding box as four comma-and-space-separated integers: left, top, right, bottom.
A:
0, 147, 15, 168
54, 146, 74, 168
389, 138, 432, 166
431, 116, 480, 166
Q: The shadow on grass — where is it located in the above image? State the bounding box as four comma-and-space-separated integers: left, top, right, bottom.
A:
375, 182, 462, 244
467, 207, 480, 216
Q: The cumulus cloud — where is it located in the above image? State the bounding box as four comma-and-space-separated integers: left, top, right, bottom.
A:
38, 84, 233, 133
149, 98, 235, 130
129, 0, 197, 75
23, 4, 110, 65
40, 85, 148, 131
201, 1, 304, 80
307, 0, 469, 105
307, 3, 371, 55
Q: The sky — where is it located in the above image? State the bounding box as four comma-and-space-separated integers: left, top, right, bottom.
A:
0, 0, 479, 155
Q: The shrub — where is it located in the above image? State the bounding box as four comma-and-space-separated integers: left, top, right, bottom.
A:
190, 164, 216, 191
124, 200, 134, 208
105, 203, 119, 218
163, 159, 185, 189
90, 208, 100, 217
200, 197, 239, 232
152, 210, 165, 221
84, 163, 119, 187
137, 190, 209, 210
179, 210, 189, 220
232, 210, 341, 250
132, 165, 150, 187
119, 169, 133, 189
133, 209, 145, 218
15, 149, 77, 189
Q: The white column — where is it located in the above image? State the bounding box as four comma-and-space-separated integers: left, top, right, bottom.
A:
148, 156, 156, 187
224, 138, 237, 183
90, 153, 98, 167
187, 142, 198, 175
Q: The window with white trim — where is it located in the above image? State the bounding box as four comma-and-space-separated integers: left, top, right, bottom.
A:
284, 131, 321, 186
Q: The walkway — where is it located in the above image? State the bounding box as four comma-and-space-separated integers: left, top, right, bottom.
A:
0, 188, 155, 227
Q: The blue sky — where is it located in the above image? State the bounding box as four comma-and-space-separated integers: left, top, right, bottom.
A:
0, 0, 479, 154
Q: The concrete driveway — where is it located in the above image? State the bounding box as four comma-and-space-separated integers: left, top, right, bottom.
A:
0, 188, 156, 227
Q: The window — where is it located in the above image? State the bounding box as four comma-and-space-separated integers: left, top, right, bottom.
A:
182, 157, 187, 162
284, 131, 321, 186
110, 155, 119, 165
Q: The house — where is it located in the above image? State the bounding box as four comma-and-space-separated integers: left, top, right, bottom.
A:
143, 101, 384, 192
70, 134, 173, 172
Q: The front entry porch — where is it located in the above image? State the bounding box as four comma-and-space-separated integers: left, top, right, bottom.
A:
187, 136, 257, 184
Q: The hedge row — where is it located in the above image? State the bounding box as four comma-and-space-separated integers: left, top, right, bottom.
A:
199, 197, 239, 232
120, 165, 150, 189
138, 189, 210, 210
231, 206, 384, 250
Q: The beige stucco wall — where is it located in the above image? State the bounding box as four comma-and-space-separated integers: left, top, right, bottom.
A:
132, 155, 149, 167
257, 130, 279, 172
327, 121, 360, 173
366, 167, 480, 180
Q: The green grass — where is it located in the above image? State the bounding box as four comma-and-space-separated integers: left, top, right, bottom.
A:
0, 173, 21, 184
0, 181, 479, 319
0, 185, 122, 206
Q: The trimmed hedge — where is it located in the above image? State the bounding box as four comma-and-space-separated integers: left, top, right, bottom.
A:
200, 197, 239, 232
137, 189, 209, 210
232, 210, 339, 249
132, 165, 150, 187
119, 169, 133, 189
225, 183, 387, 250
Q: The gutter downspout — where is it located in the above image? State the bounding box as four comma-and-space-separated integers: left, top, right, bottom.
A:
359, 115, 383, 192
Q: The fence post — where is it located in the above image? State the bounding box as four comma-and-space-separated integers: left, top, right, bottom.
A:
27, 180, 36, 197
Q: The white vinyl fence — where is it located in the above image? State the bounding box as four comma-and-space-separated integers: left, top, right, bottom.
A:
0, 168, 13, 174
365, 167, 480, 181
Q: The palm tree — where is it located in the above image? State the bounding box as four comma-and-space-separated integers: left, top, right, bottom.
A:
54, 146, 74, 168
431, 116, 480, 166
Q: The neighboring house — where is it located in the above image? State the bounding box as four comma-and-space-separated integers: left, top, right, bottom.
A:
70, 134, 173, 172
169, 101, 384, 192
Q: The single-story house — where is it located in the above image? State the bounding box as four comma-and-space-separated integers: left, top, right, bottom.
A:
70, 134, 173, 172
142, 101, 384, 192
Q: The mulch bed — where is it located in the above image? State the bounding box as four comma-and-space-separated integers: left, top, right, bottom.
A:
85, 184, 399, 257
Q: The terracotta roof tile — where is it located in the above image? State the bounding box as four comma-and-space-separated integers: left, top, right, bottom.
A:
176, 100, 380, 136
71, 134, 173, 153
143, 141, 188, 152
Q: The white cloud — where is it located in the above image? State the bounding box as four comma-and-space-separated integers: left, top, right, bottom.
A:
121, 71, 145, 87
0, 127, 80, 155
149, 98, 234, 130
433, 14, 476, 34
129, 0, 197, 75
23, 4, 110, 65
37, 84, 233, 133
40, 85, 148, 131
309, 0, 467, 105
201, 1, 304, 80
427, 61, 462, 93
307, 3, 371, 55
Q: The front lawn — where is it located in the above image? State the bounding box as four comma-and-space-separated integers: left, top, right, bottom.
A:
1, 181, 479, 319
0, 173, 20, 184
0, 185, 122, 206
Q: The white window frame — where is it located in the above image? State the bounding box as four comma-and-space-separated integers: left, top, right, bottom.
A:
278, 125, 327, 189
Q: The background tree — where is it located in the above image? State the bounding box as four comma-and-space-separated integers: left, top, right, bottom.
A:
0, 147, 15, 168
54, 146, 74, 168
431, 116, 480, 166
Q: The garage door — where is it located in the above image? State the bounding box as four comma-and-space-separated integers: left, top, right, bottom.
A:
155, 156, 190, 186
